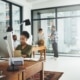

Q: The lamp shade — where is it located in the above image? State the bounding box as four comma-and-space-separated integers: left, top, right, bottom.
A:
23, 19, 30, 26
7, 27, 13, 32
6, 19, 30, 32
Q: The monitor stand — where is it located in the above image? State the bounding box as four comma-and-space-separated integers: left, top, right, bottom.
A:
7, 64, 19, 72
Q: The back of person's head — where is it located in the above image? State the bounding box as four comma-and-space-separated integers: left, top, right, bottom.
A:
21, 31, 30, 39
38, 28, 43, 32
13, 35, 17, 41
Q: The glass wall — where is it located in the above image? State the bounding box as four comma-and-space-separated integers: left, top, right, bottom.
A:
32, 5, 80, 56
57, 6, 80, 55
0, 0, 22, 38
57, 18, 80, 54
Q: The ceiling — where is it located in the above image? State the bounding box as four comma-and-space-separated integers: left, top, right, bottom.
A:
26, 0, 49, 3
26, 0, 40, 2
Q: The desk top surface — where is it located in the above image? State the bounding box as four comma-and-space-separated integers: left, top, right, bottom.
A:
0, 60, 42, 73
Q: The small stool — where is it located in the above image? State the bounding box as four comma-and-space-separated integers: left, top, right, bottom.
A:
32, 45, 46, 60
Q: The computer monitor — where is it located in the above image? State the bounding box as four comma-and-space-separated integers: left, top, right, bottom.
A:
0, 32, 14, 58
0, 32, 24, 71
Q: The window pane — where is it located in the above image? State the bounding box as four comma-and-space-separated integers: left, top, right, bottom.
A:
12, 5, 20, 40
33, 21, 39, 44
33, 9, 55, 19
58, 18, 80, 54
0, 1, 10, 32
41, 20, 56, 52
57, 6, 80, 17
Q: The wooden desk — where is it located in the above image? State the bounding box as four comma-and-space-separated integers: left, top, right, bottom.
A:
32, 46, 46, 60
0, 60, 44, 80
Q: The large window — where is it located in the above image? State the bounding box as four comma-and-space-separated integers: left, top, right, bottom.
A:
32, 9, 56, 53
0, 0, 23, 39
31, 5, 80, 56
0, 1, 10, 32
57, 6, 80, 55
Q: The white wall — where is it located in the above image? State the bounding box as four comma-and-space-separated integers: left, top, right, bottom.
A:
32, 0, 80, 9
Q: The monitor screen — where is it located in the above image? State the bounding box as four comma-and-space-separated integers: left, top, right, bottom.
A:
0, 32, 14, 58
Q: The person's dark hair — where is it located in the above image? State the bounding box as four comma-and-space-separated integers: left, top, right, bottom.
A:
52, 25, 55, 28
13, 35, 17, 41
21, 31, 30, 39
38, 28, 43, 32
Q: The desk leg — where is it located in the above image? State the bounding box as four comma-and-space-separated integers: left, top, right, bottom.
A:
44, 49, 46, 60
40, 70, 44, 80
33, 52, 35, 58
40, 62, 44, 80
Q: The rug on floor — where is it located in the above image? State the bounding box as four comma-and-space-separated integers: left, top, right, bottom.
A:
27, 71, 63, 80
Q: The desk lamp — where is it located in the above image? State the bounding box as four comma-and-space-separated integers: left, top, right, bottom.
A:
7, 19, 31, 32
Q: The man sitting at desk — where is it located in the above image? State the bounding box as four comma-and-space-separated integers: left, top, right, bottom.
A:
16, 31, 32, 58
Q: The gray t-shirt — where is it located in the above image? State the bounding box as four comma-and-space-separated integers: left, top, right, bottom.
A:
51, 30, 57, 43
38, 33, 45, 41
